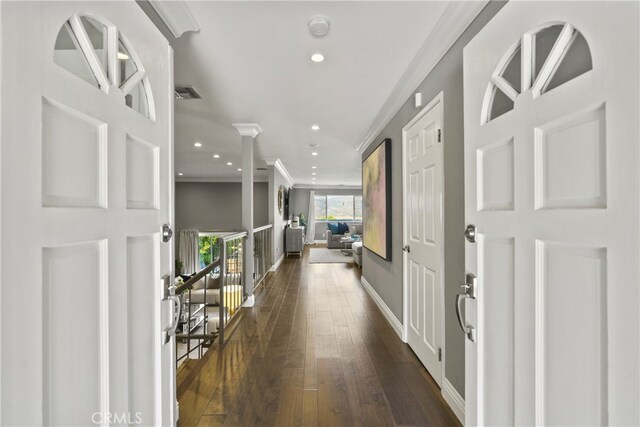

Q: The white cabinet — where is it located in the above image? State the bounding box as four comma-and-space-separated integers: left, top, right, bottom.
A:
286, 226, 305, 257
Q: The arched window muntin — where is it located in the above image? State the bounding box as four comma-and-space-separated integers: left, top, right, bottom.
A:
482, 22, 593, 125
53, 13, 156, 120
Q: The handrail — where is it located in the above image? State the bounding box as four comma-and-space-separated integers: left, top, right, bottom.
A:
221, 231, 248, 242
253, 224, 273, 233
175, 258, 221, 295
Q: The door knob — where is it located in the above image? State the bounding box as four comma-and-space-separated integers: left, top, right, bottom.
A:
464, 224, 477, 243
402, 245, 411, 253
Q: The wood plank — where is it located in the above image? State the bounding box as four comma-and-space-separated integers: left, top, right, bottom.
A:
317, 358, 354, 427
275, 368, 305, 426
302, 390, 318, 427
196, 415, 226, 427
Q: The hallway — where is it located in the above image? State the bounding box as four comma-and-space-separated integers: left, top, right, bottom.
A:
177, 247, 460, 426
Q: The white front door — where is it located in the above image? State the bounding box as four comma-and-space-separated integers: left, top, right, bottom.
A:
403, 94, 444, 385
463, 2, 639, 426
0, 1, 176, 425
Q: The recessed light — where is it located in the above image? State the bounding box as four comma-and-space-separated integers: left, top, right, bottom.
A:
237, 168, 242, 172
310, 53, 325, 63
117, 52, 129, 60
311, 152, 318, 156
213, 154, 220, 158
312, 173, 316, 175
311, 124, 320, 131
227, 162, 233, 166
312, 166, 317, 169
194, 142, 202, 148
178, 172, 183, 176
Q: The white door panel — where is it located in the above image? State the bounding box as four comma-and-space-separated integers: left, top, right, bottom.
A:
0, 1, 175, 425
403, 95, 443, 385
464, 2, 639, 426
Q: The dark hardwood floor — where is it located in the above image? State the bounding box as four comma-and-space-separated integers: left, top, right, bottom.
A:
177, 246, 461, 427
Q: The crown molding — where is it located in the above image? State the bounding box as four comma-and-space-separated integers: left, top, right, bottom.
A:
176, 177, 268, 184
355, 0, 490, 154
232, 123, 263, 138
293, 184, 362, 190
147, 0, 200, 38
264, 158, 294, 187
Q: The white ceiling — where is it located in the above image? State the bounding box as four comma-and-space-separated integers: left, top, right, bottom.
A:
173, 1, 451, 186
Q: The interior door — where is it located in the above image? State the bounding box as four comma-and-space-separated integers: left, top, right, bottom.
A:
403, 94, 443, 385
463, 2, 639, 426
0, 1, 176, 425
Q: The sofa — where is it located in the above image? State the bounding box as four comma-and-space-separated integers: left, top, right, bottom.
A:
326, 222, 363, 249
352, 241, 363, 267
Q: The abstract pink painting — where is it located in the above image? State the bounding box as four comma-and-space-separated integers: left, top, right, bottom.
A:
363, 138, 391, 260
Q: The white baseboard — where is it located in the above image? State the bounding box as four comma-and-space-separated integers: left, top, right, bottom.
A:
360, 276, 404, 341
442, 378, 465, 424
313, 239, 325, 244
242, 294, 255, 307
270, 253, 284, 272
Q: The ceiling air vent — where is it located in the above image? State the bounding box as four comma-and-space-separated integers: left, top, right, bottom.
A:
174, 85, 203, 100
256, 167, 268, 171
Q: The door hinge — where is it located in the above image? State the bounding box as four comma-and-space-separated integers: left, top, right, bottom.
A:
437, 129, 442, 143
438, 348, 442, 362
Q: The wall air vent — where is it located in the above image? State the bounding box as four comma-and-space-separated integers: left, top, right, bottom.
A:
256, 167, 268, 171
174, 85, 203, 100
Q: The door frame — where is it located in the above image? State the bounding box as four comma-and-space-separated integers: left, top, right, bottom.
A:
401, 91, 445, 381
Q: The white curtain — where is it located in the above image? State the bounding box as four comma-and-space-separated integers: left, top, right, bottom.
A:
178, 229, 200, 275
305, 190, 316, 244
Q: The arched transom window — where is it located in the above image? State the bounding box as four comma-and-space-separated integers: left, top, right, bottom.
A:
482, 22, 593, 124
53, 14, 155, 120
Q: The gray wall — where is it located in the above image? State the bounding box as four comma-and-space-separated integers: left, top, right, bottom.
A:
268, 167, 291, 263
361, 1, 506, 398
175, 182, 269, 232
290, 187, 363, 240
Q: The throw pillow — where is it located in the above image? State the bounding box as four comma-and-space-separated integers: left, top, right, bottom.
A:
328, 223, 339, 235
338, 222, 349, 235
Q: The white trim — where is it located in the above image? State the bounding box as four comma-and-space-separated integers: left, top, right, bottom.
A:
442, 378, 465, 424
242, 294, 255, 307
355, 1, 489, 154
0, 0, 3, 419
360, 276, 405, 341
148, 0, 200, 38
264, 158, 294, 187
232, 123, 263, 138
401, 92, 446, 386
293, 184, 362, 190
270, 253, 285, 272
313, 239, 325, 244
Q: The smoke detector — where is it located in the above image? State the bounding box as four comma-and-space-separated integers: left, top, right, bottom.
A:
308, 16, 330, 38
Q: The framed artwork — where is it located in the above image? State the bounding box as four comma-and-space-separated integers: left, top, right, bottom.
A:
362, 138, 392, 260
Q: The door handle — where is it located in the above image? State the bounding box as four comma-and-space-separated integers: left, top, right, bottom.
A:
162, 275, 182, 344
162, 224, 173, 243
455, 273, 476, 342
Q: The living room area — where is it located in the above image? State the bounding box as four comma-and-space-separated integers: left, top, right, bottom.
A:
288, 187, 364, 267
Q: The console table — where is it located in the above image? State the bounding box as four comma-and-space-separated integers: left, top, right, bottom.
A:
286, 226, 305, 257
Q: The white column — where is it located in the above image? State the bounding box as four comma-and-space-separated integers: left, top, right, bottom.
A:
232, 123, 262, 306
